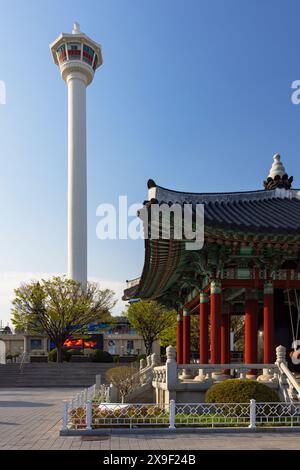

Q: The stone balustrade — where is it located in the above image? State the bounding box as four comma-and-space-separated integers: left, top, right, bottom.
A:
152, 345, 300, 405
152, 366, 166, 383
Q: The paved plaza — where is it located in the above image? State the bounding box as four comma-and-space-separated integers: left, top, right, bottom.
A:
0, 388, 300, 450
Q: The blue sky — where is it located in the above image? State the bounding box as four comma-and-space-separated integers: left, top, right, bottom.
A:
0, 0, 300, 324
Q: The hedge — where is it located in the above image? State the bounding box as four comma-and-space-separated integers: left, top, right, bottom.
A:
205, 379, 280, 403
48, 348, 70, 362
92, 349, 114, 363
66, 348, 83, 356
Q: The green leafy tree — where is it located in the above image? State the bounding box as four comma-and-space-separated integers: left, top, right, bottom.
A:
159, 310, 177, 347
159, 311, 199, 354
11, 276, 116, 362
231, 315, 245, 353
127, 300, 175, 356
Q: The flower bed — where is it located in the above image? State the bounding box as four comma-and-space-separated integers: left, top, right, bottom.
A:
66, 401, 300, 430
69, 404, 169, 429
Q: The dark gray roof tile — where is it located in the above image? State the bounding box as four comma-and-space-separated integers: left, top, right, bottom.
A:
148, 185, 300, 233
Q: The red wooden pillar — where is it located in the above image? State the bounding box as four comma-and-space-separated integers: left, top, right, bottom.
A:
210, 280, 222, 364
176, 309, 183, 364
221, 310, 230, 365
199, 292, 209, 364
182, 307, 190, 364
263, 281, 275, 363
245, 289, 258, 374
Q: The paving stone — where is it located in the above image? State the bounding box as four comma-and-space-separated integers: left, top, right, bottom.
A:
1, 388, 300, 450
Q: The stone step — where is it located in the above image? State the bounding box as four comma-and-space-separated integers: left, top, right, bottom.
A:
0, 362, 121, 387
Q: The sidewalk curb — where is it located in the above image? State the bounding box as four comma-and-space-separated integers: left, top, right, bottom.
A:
60, 426, 300, 436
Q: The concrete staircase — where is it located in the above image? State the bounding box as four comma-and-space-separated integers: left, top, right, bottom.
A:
0, 363, 119, 388
125, 383, 155, 403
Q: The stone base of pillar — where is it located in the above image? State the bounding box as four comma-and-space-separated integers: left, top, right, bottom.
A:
257, 368, 277, 384
212, 371, 231, 382
181, 369, 193, 380
193, 369, 206, 382
245, 373, 257, 380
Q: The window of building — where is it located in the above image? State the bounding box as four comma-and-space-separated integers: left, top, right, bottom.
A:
93, 54, 98, 70
30, 339, 42, 350
127, 340, 134, 355
83, 44, 94, 66
108, 340, 116, 355
56, 44, 67, 63
67, 43, 81, 59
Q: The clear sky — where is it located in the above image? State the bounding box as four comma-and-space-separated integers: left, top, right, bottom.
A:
0, 0, 300, 325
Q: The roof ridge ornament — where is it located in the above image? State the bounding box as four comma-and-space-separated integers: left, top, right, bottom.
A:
263, 153, 293, 190
147, 179, 156, 189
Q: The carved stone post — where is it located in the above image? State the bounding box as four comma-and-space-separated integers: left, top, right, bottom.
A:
275, 345, 287, 366
165, 345, 177, 401
151, 353, 160, 367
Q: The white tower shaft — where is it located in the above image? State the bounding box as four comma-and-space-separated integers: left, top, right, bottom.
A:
67, 72, 87, 285
50, 24, 102, 286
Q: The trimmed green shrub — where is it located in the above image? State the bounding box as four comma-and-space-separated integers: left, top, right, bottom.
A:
113, 355, 120, 363
137, 354, 146, 362
66, 348, 83, 356
92, 349, 113, 363
205, 379, 280, 403
48, 348, 69, 362
48, 348, 57, 362
6, 354, 12, 361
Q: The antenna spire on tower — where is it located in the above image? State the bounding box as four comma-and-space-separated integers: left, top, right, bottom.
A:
72, 22, 81, 34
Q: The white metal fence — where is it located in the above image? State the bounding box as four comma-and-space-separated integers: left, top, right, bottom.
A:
61, 397, 300, 433
174, 402, 251, 428
255, 402, 300, 426
67, 382, 110, 411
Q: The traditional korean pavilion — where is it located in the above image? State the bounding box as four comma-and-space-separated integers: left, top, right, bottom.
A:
124, 155, 300, 371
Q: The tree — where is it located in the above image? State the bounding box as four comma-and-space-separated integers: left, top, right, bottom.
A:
231, 315, 245, 353
159, 311, 199, 355
105, 366, 137, 403
158, 310, 177, 348
11, 276, 116, 362
127, 300, 175, 356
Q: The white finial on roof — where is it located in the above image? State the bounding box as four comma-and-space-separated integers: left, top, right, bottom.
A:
268, 153, 286, 179
263, 153, 293, 190
72, 22, 81, 34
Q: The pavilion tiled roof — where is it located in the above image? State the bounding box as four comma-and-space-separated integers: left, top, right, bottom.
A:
147, 184, 300, 233
123, 155, 300, 302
